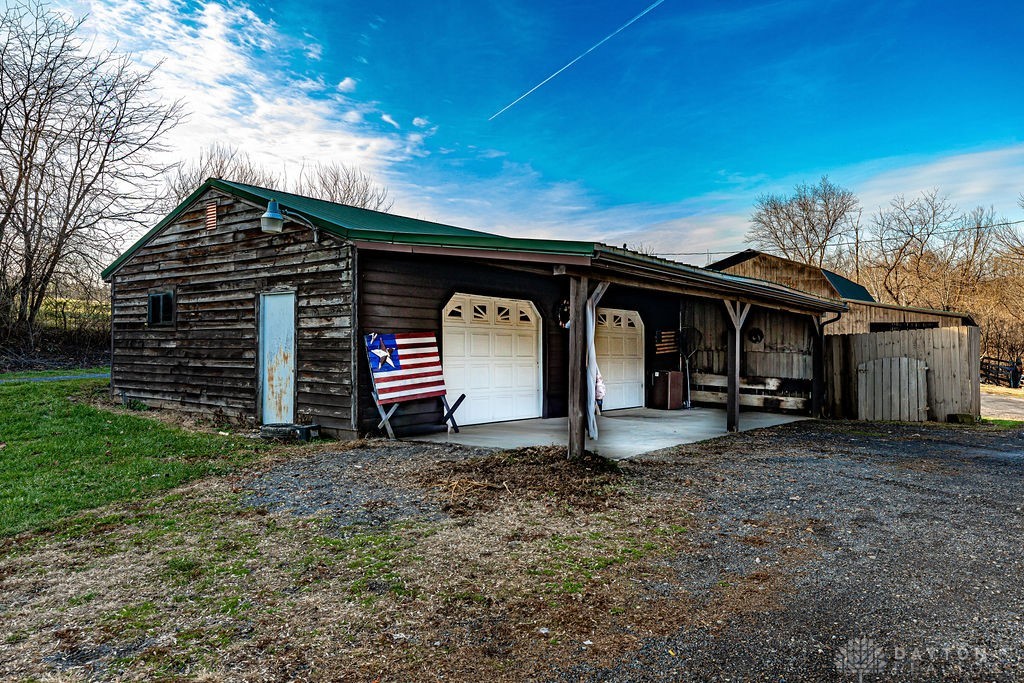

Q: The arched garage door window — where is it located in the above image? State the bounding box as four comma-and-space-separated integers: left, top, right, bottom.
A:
442, 293, 543, 425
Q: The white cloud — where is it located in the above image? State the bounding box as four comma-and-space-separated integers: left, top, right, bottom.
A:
840, 145, 1024, 215
51, 0, 1024, 268
61, 0, 421, 192
304, 42, 323, 61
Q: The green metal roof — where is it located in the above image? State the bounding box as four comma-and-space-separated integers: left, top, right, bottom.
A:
100, 179, 845, 313
101, 178, 595, 279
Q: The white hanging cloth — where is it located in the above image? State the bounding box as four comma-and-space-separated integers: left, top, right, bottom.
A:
585, 281, 610, 439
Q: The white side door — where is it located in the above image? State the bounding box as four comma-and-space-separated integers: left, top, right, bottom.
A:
595, 308, 645, 410
442, 294, 542, 425
260, 291, 296, 424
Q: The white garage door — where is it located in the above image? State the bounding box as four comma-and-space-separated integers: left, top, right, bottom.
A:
442, 293, 542, 425
595, 308, 645, 410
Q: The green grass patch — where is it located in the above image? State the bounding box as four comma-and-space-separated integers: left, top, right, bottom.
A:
0, 365, 110, 381
981, 418, 1024, 429
0, 379, 267, 537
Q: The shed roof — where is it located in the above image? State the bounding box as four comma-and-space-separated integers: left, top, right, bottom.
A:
821, 270, 874, 302
706, 248, 876, 302
102, 179, 845, 314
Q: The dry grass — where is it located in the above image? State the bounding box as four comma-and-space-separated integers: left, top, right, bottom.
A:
980, 384, 1024, 398
0, 444, 818, 681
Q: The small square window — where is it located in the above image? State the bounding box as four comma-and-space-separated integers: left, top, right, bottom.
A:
148, 292, 174, 327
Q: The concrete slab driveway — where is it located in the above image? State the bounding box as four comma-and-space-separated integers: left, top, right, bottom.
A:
417, 406, 806, 459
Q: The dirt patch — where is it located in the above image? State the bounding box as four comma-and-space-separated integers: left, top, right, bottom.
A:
420, 446, 624, 515
4, 420, 1024, 680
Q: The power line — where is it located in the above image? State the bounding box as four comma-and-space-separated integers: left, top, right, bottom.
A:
654, 217, 1024, 258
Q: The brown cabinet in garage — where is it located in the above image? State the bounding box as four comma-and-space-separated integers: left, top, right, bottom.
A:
650, 371, 686, 410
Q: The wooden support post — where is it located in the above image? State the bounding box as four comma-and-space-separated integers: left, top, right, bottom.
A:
810, 317, 825, 418
724, 300, 751, 432
568, 275, 589, 459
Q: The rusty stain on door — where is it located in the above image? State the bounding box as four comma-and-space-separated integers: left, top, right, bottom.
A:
260, 292, 296, 424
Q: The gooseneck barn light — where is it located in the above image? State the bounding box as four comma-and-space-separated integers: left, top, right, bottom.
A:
260, 199, 320, 242
259, 199, 285, 233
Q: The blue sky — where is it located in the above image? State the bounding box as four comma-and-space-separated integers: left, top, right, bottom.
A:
68, 0, 1024, 262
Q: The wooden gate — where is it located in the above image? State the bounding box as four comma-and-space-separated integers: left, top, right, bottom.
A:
826, 326, 980, 421
856, 357, 928, 421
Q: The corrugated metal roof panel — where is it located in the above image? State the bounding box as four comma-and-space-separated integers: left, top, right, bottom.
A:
822, 269, 875, 302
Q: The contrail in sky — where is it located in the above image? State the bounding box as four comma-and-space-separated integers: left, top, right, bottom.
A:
488, 0, 667, 121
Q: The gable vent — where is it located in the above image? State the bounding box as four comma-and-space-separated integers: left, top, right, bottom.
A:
204, 201, 218, 230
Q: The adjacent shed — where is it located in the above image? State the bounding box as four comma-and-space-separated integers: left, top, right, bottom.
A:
103, 180, 845, 455
707, 250, 977, 334
708, 249, 981, 421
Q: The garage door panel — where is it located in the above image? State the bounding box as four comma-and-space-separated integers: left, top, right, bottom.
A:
468, 364, 492, 390
623, 336, 640, 356
493, 333, 513, 357
595, 307, 644, 411
446, 331, 466, 356
445, 365, 467, 388
443, 294, 542, 425
515, 332, 535, 356
470, 332, 491, 356
493, 363, 514, 389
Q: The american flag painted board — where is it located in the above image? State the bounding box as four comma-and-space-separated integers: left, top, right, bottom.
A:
365, 332, 447, 405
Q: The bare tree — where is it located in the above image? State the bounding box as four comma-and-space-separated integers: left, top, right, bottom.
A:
165, 147, 393, 213
0, 1, 182, 342
994, 194, 1024, 258
163, 143, 278, 210
862, 189, 960, 306
746, 176, 860, 267
294, 162, 393, 212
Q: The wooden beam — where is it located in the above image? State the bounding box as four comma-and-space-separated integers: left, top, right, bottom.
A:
724, 300, 750, 432
568, 275, 589, 459
554, 264, 842, 316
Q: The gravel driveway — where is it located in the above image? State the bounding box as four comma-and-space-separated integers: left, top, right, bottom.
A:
239, 421, 1024, 681
571, 421, 1024, 681
6, 421, 1022, 681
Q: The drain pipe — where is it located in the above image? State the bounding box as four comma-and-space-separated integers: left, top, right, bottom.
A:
814, 311, 843, 418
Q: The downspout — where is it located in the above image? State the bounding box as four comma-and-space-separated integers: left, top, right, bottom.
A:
820, 311, 842, 330
815, 311, 843, 418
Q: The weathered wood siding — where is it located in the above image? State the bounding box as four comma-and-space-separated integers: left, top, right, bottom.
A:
356, 252, 568, 435
826, 301, 965, 335
687, 298, 815, 411
825, 326, 981, 420
110, 189, 356, 435
719, 254, 837, 300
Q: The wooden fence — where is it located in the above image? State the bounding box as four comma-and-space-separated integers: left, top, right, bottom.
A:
826, 326, 981, 421
980, 356, 1016, 387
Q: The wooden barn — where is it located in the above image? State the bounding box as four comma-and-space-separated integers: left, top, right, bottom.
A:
102, 180, 845, 455
707, 249, 981, 422
706, 250, 977, 334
